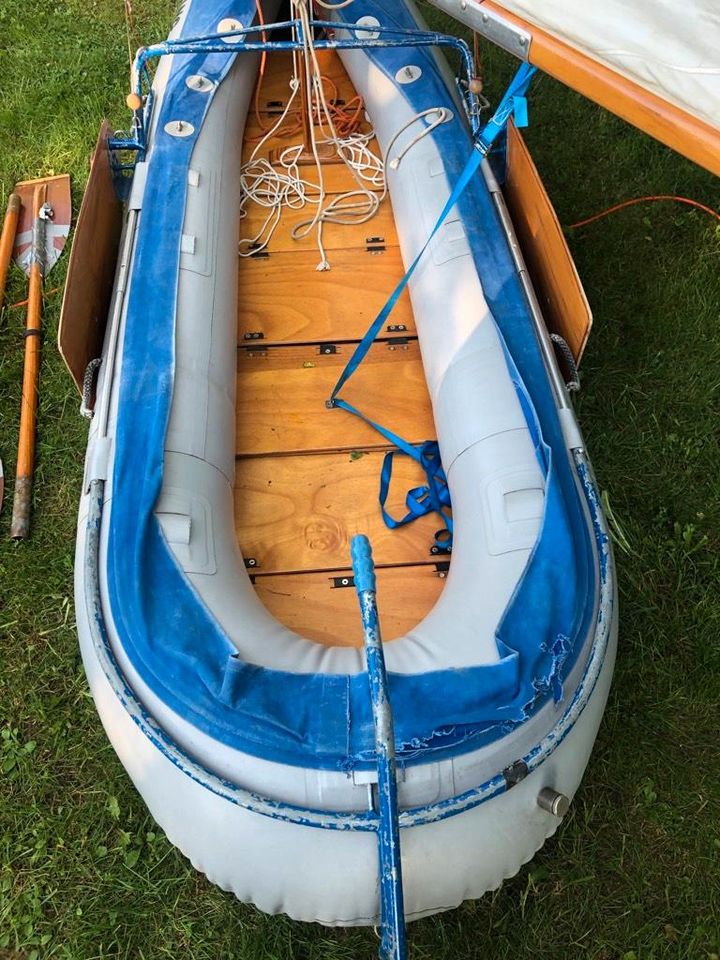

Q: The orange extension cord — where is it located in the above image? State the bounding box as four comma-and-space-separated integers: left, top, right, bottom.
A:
569, 195, 720, 229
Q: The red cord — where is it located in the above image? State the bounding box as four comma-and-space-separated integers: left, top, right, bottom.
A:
569, 195, 720, 229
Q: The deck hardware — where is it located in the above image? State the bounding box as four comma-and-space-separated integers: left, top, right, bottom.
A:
319, 344, 337, 355
426, 0, 532, 61
266, 99, 285, 114
243, 342, 268, 357
332, 575, 355, 589
354, 15, 380, 41
395, 64, 422, 85
387, 324, 406, 333
244, 557, 258, 569
243, 331, 264, 341
430, 544, 451, 556
186, 74, 215, 93
164, 119, 195, 138
387, 337, 409, 351
503, 759, 530, 788
434, 561, 450, 578
217, 17, 244, 41
366, 236, 386, 254
537, 787, 570, 817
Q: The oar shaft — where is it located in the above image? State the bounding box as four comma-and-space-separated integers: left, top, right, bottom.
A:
0, 193, 21, 306
11, 185, 46, 540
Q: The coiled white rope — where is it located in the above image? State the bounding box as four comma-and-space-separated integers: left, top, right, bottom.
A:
239, 0, 446, 269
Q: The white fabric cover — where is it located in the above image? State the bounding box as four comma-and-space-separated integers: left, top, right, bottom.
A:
496, 0, 720, 130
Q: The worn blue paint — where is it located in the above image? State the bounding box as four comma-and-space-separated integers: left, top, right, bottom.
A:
104, 0, 598, 773
352, 536, 407, 960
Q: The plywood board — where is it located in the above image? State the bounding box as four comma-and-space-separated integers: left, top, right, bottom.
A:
235, 450, 444, 574
238, 247, 414, 344
253, 565, 446, 646
236, 341, 435, 456
504, 120, 592, 362
59, 121, 122, 393
251, 50, 359, 118
241, 134, 381, 197
240, 195, 395, 255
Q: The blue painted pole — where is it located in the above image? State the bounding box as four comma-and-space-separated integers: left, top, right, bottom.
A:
351, 535, 407, 960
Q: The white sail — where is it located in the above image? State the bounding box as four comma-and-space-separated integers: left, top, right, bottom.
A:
496, 0, 719, 129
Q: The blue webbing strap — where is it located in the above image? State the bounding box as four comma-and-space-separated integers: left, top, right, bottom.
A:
328, 63, 537, 545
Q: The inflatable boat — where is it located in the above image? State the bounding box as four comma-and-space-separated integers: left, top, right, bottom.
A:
63, 0, 623, 951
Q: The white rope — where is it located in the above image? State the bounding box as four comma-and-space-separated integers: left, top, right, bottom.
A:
239, 0, 445, 270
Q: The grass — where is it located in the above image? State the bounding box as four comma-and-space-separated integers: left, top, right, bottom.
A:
1, 2, 719, 958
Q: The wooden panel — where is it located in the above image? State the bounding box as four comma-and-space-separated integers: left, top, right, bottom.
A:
236, 341, 435, 456
504, 120, 592, 362
59, 121, 122, 393
235, 450, 443, 574
241, 133, 380, 197
238, 247, 414, 344
252, 51, 359, 116
254, 565, 446, 646
240, 196, 395, 255
485, 1, 720, 178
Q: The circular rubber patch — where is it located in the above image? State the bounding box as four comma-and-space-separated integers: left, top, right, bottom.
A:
395, 65, 423, 85
355, 16, 380, 40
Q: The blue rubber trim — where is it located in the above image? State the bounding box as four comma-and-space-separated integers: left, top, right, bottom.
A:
85, 451, 612, 831
106, 0, 597, 772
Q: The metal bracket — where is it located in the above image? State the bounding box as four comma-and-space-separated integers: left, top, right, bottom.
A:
425, 0, 531, 60
332, 575, 355, 589
366, 236, 386, 254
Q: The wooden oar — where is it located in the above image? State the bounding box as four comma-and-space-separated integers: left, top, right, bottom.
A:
9, 175, 71, 539
0, 193, 21, 309
0, 193, 21, 516
11, 184, 48, 539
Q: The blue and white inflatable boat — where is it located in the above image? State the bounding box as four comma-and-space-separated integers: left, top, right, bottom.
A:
71, 0, 617, 943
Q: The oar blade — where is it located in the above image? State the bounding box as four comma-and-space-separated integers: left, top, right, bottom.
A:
12, 174, 72, 276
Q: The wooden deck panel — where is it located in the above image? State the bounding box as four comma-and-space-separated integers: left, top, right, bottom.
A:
235, 450, 443, 575
253, 565, 446, 646
239, 196, 395, 255
237, 247, 414, 344
235, 49, 446, 643
250, 51, 359, 118
236, 341, 435, 456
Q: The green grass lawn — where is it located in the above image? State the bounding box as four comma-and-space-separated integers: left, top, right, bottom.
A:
1, 2, 719, 958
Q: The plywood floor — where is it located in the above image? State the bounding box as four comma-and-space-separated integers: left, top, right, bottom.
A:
235, 51, 448, 646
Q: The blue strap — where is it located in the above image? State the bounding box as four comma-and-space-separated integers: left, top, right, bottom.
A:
329, 63, 537, 545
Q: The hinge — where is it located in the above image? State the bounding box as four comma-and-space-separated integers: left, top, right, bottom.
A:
243, 331, 265, 342
332, 575, 355, 589
366, 236, 386, 254
434, 561, 450, 579
319, 344, 337, 355
386, 337, 409, 351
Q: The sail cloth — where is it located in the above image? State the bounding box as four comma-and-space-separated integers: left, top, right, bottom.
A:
496, 0, 719, 129
438, 0, 720, 175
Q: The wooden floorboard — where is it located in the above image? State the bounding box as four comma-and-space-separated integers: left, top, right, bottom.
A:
250, 50, 358, 117
253, 565, 446, 646
238, 247, 414, 345
236, 341, 435, 456
235, 450, 443, 575
240, 197, 395, 255
235, 48, 446, 642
